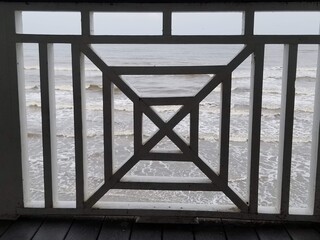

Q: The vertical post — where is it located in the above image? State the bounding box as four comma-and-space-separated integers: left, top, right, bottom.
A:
220, 74, 231, 183
72, 44, 86, 208
134, 102, 143, 156
81, 10, 93, 36
163, 10, 172, 36
39, 43, 57, 208
103, 74, 114, 179
242, 10, 254, 36
80, 10, 92, 205
278, 44, 298, 215
0, 6, 24, 218
248, 45, 264, 213
16, 11, 30, 207
190, 105, 199, 154
309, 44, 320, 215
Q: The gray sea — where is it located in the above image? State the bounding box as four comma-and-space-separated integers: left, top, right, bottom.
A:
22, 43, 318, 212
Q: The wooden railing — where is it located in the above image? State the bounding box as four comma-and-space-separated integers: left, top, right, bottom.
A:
0, 2, 320, 221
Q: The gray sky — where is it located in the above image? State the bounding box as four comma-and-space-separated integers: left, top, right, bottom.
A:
21, 11, 320, 35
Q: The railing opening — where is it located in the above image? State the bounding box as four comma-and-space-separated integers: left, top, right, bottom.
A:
20, 12, 81, 35
254, 11, 320, 35
5, 4, 320, 221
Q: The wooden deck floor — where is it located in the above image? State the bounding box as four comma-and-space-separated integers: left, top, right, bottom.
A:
0, 216, 320, 240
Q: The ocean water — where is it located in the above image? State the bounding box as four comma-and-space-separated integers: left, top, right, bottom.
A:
22, 43, 319, 211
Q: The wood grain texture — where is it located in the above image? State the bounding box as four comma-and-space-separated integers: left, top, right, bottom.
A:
65, 217, 103, 240
194, 222, 226, 240
130, 223, 162, 240
0, 220, 12, 237
98, 219, 132, 240
163, 224, 193, 240
0, 217, 44, 240
286, 224, 320, 240
32, 217, 73, 240
256, 225, 291, 240
224, 223, 259, 240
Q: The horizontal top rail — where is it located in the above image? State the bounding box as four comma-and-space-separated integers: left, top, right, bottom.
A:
14, 35, 320, 44
2, 2, 320, 11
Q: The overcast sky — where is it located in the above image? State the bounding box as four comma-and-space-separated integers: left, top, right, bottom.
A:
20, 11, 320, 35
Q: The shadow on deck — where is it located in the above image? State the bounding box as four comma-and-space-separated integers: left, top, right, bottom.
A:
0, 216, 320, 240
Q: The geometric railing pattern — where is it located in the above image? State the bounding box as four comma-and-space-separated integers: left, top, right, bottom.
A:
0, 2, 320, 222
80, 45, 254, 211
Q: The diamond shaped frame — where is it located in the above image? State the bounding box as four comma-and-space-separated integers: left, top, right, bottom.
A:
80, 44, 254, 211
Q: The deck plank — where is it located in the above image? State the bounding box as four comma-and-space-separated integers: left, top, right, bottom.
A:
0, 217, 43, 240
163, 224, 193, 240
32, 217, 73, 240
64, 216, 104, 240
256, 225, 291, 240
97, 219, 132, 240
286, 224, 320, 240
130, 223, 162, 240
0, 220, 12, 237
193, 222, 226, 240
313, 223, 320, 233
224, 222, 259, 240
0, 217, 319, 240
